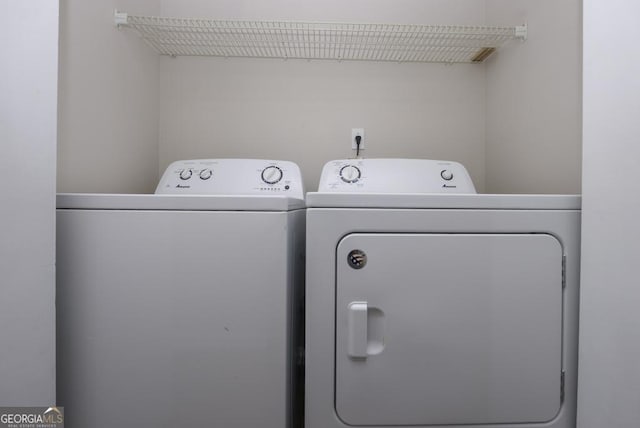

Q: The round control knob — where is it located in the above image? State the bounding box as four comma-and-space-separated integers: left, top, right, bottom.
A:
261, 166, 283, 184
179, 169, 193, 180
440, 169, 454, 181
340, 165, 361, 183
199, 168, 212, 180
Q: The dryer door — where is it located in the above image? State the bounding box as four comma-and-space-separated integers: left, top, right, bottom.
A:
335, 233, 563, 426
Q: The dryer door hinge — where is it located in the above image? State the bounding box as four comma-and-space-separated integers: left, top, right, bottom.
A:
562, 254, 567, 289
560, 371, 566, 403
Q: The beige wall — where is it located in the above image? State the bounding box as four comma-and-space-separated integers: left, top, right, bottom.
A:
158, 58, 486, 193
57, 0, 581, 194
57, 0, 160, 193
485, 0, 582, 194
159, 0, 487, 24
158, 0, 488, 192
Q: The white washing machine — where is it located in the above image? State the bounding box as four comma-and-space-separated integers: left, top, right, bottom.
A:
57, 159, 305, 428
305, 159, 580, 428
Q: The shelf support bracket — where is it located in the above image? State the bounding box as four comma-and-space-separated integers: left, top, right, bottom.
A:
515, 24, 528, 41
114, 10, 129, 28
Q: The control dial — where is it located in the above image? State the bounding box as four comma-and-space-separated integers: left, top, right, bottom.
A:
179, 169, 193, 180
440, 169, 454, 181
261, 166, 283, 184
340, 165, 361, 183
199, 168, 212, 180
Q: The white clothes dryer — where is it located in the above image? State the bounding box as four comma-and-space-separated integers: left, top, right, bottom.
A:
305, 158, 580, 428
57, 159, 305, 428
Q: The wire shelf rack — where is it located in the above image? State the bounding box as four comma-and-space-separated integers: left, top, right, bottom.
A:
114, 11, 526, 64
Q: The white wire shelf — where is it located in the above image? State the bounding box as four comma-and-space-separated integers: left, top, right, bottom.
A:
114, 11, 526, 64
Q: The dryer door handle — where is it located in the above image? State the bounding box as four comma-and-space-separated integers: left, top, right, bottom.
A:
347, 302, 369, 358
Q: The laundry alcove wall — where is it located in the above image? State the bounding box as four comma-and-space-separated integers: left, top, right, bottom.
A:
57, 0, 581, 194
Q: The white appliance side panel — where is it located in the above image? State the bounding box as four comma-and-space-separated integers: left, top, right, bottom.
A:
335, 233, 563, 426
0, 1, 58, 405
57, 210, 293, 428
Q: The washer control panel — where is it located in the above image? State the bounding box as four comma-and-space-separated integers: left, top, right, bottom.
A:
317, 158, 476, 193
155, 159, 303, 199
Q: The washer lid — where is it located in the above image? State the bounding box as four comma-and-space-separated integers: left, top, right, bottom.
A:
306, 193, 581, 210
56, 193, 304, 211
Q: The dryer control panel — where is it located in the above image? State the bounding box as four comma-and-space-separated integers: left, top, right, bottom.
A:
317, 158, 476, 193
155, 159, 304, 199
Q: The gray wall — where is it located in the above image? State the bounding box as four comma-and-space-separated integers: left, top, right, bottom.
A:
0, 0, 58, 405
578, 1, 640, 426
